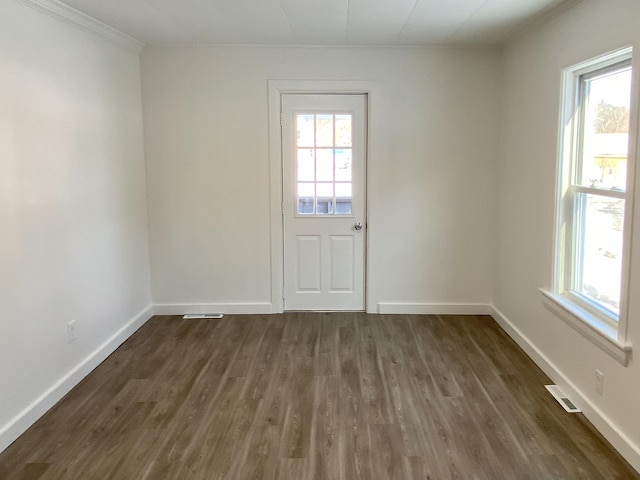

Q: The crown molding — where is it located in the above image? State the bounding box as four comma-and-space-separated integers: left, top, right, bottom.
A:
16, 0, 144, 53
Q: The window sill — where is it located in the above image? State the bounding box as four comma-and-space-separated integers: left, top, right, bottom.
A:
540, 289, 632, 366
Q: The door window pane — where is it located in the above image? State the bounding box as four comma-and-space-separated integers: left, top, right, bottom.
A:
316, 182, 334, 198
335, 183, 352, 214
335, 182, 352, 198
335, 115, 352, 147
296, 114, 315, 147
316, 115, 334, 147
335, 149, 352, 181
298, 182, 315, 214
316, 183, 334, 214
297, 148, 314, 181
335, 200, 352, 215
316, 149, 334, 182
298, 182, 315, 197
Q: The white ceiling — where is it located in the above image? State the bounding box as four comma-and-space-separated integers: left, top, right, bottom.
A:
59, 0, 577, 46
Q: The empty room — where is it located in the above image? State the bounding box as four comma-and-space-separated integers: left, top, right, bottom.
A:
1, 0, 640, 478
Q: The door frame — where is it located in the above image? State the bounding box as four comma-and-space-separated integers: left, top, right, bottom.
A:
268, 80, 377, 313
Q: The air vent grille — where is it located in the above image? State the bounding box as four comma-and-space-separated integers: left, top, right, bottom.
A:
545, 385, 581, 413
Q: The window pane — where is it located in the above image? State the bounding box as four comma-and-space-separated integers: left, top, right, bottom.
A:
335, 182, 352, 198
297, 114, 315, 147
316, 149, 333, 182
335, 183, 351, 214
316, 182, 333, 198
298, 182, 314, 197
316, 183, 333, 214
579, 67, 632, 190
297, 148, 314, 181
335, 149, 352, 181
297, 182, 314, 214
316, 115, 333, 147
575, 193, 624, 314
335, 200, 352, 215
335, 115, 352, 147
317, 200, 333, 214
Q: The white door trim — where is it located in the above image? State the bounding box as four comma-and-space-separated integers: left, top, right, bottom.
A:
268, 80, 378, 313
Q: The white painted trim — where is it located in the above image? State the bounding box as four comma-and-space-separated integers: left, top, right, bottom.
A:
552, 47, 636, 346
268, 81, 285, 313
268, 79, 381, 314
489, 305, 640, 473
146, 43, 499, 51
0, 304, 153, 453
153, 303, 273, 315
15, 0, 144, 53
376, 302, 493, 315
540, 289, 632, 366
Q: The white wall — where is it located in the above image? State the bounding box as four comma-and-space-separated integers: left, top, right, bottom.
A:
0, 0, 152, 451
496, 0, 640, 470
141, 46, 502, 314
2, 0, 638, 470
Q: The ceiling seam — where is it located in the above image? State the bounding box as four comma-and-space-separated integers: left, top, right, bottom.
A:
275, 0, 297, 41
395, 0, 422, 43
444, 0, 489, 44
345, 0, 351, 44
142, 1, 190, 36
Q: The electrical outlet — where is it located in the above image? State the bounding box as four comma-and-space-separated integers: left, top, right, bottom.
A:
595, 369, 604, 395
67, 320, 76, 343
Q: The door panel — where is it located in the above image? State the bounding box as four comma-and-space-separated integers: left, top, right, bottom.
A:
329, 236, 354, 292
282, 94, 367, 311
296, 236, 321, 291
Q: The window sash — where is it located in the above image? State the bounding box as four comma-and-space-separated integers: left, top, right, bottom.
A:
569, 190, 624, 320
563, 57, 633, 323
573, 59, 632, 191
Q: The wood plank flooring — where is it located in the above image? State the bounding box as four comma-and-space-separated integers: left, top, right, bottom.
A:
1, 313, 638, 480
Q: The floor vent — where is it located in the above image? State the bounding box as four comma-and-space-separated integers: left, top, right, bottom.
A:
545, 385, 581, 413
183, 314, 224, 319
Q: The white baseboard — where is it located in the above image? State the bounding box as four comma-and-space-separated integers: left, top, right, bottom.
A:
489, 305, 640, 473
376, 302, 493, 315
0, 304, 154, 454
153, 302, 273, 316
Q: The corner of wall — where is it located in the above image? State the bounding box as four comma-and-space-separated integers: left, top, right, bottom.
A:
0, 305, 154, 453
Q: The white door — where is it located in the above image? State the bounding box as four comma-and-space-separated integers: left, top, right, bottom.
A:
282, 94, 367, 311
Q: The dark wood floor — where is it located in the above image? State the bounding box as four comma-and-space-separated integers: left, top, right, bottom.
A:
1, 313, 638, 480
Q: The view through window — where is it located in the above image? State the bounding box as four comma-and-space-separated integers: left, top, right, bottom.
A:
572, 61, 632, 316
296, 113, 353, 215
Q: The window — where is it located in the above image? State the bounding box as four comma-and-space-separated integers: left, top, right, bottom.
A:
546, 48, 635, 364
296, 113, 353, 215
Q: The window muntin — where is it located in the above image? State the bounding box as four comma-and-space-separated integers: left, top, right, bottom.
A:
296, 113, 353, 216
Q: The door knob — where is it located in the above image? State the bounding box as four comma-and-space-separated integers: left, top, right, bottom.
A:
354, 222, 363, 231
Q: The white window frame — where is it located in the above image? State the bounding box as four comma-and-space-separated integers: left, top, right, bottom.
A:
543, 47, 636, 366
